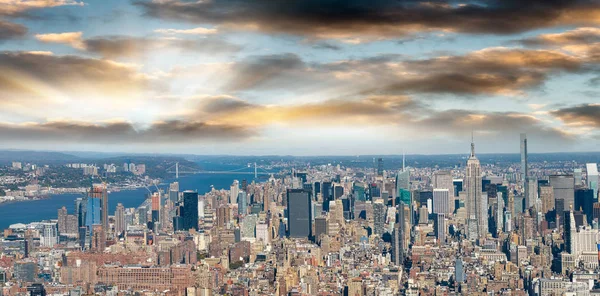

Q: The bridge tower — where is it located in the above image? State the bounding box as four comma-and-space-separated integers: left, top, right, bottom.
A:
254, 162, 257, 179
176, 162, 179, 179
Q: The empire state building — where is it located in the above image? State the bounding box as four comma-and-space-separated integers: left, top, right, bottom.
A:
465, 139, 486, 241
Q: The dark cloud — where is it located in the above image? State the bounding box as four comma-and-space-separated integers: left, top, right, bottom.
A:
410, 109, 574, 144
224, 53, 307, 91
83, 36, 241, 58
133, 0, 600, 41
312, 42, 342, 51
0, 51, 160, 102
550, 103, 600, 127
221, 48, 586, 96
0, 20, 27, 41
0, 120, 253, 144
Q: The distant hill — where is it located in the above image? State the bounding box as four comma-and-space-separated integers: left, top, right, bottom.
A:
0, 150, 80, 165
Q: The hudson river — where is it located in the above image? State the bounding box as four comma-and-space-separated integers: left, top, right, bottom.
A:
0, 168, 263, 230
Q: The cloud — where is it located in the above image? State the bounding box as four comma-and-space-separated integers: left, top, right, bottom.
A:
194, 94, 423, 126
224, 53, 306, 91
518, 27, 600, 47
0, 51, 158, 104
134, 0, 600, 42
0, 0, 84, 16
0, 119, 253, 144
154, 27, 217, 35
35, 31, 85, 49
35, 32, 241, 58
550, 103, 600, 127
0, 20, 27, 41
185, 95, 574, 147
221, 48, 586, 96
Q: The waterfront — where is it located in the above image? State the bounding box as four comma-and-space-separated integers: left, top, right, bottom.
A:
0, 168, 262, 230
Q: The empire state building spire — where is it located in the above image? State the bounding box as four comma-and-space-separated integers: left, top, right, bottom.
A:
471, 131, 475, 157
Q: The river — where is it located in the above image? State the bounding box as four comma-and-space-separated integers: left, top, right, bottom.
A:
0, 165, 266, 230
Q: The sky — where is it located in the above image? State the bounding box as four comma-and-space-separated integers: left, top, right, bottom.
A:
0, 0, 599, 155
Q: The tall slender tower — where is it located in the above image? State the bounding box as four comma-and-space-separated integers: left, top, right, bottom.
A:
465, 136, 483, 241
521, 133, 530, 209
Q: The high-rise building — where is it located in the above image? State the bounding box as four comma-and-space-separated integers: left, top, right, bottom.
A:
587, 163, 599, 199
540, 185, 554, 218
286, 189, 312, 238
58, 206, 68, 234
321, 182, 332, 212
377, 158, 383, 176
40, 222, 58, 247
238, 192, 247, 215
373, 200, 386, 236
391, 221, 402, 266
575, 188, 594, 224
432, 189, 450, 215
550, 175, 575, 215
314, 217, 327, 243
230, 180, 240, 204
114, 203, 125, 235
455, 258, 465, 283
434, 213, 446, 245
433, 170, 454, 213
520, 133, 529, 206
182, 191, 199, 231
465, 138, 484, 241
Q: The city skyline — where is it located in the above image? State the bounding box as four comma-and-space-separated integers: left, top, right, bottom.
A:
0, 1, 599, 155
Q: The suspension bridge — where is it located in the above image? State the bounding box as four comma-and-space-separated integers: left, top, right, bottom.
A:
166, 162, 273, 179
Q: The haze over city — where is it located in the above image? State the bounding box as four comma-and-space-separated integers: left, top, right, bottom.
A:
0, 0, 598, 155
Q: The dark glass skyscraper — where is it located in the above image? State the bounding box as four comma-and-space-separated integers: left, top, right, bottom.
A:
182, 190, 199, 231
286, 189, 312, 238
321, 182, 332, 212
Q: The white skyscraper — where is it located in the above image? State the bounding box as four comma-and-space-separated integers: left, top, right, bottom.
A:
433, 170, 454, 214
230, 180, 240, 204
40, 222, 58, 247
465, 138, 483, 241
587, 163, 598, 200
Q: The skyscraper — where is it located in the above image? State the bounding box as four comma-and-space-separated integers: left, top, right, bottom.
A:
432, 189, 450, 215
550, 175, 575, 216
377, 158, 383, 176
373, 200, 386, 236
434, 213, 446, 245
58, 206, 68, 234
238, 191, 247, 215
182, 190, 199, 231
286, 189, 312, 238
101, 186, 108, 231
465, 138, 484, 241
114, 203, 125, 235
587, 163, 599, 200
520, 133, 529, 206
433, 170, 454, 213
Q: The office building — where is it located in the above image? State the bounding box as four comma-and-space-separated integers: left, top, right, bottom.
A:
433, 170, 454, 213
434, 213, 446, 245
432, 189, 450, 215
550, 175, 575, 215
286, 189, 312, 238
238, 191, 247, 215
465, 139, 484, 241
373, 201, 386, 236
114, 203, 125, 235
587, 163, 599, 199
182, 191, 199, 231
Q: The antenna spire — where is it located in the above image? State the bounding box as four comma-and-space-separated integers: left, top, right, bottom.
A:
470, 131, 475, 157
